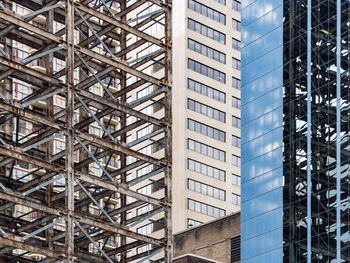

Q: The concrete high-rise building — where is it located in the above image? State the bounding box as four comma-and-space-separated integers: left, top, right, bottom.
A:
241, 1, 350, 262
172, 0, 242, 232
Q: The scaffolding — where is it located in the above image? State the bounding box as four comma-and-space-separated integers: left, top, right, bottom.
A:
0, 0, 172, 262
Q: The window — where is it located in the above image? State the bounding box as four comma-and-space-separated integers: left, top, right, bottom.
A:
232, 193, 241, 205
137, 124, 154, 139
188, 218, 202, 228
232, 154, 241, 167
53, 140, 65, 154
232, 135, 241, 148
89, 126, 101, 137
138, 138, 164, 155
188, 179, 226, 201
232, 116, 241, 128
188, 59, 226, 83
137, 204, 153, 216
188, 39, 226, 64
137, 164, 154, 178
137, 184, 152, 195
214, 0, 226, 5
188, 99, 226, 123
232, 77, 241, 90
137, 85, 154, 99
188, 139, 226, 162
188, 79, 225, 103
188, 119, 226, 142
188, 0, 226, 25
137, 244, 152, 254
188, 19, 226, 44
232, 97, 241, 109
137, 223, 153, 235
188, 199, 225, 218
188, 159, 225, 181
13, 82, 29, 101
137, 178, 164, 195
232, 0, 241, 12
232, 18, 241, 32
232, 174, 241, 186
232, 58, 241, 70
232, 38, 241, 51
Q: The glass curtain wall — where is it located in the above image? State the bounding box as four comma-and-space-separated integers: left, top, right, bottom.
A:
242, 0, 350, 262
282, 1, 309, 262
241, 1, 284, 262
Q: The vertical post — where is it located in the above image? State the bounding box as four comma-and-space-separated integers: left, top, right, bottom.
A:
120, 0, 127, 260
3, 24, 13, 188
65, 0, 75, 261
336, 0, 341, 261
164, 0, 172, 262
306, 0, 312, 262
45, 6, 54, 251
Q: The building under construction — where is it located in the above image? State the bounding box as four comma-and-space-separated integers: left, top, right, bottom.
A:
0, 0, 172, 262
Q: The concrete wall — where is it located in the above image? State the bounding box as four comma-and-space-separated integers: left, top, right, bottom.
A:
174, 213, 240, 263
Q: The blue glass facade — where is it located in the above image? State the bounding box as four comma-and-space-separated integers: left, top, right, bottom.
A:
242, 1, 350, 262
241, 1, 284, 262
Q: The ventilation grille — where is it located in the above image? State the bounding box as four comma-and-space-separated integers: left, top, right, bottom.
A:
231, 235, 241, 262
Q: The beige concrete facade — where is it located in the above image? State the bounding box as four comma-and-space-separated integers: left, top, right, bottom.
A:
172, 0, 241, 232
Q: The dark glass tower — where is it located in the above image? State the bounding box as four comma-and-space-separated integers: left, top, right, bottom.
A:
241, 1, 350, 262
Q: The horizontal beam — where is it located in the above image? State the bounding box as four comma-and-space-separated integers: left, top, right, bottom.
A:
75, 172, 168, 207
77, 89, 164, 126
75, 3, 165, 48
0, 237, 64, 259
0, 9, 62, 43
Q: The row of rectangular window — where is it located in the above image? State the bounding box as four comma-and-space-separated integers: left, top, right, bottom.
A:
232, 0, 241, 11
188, 138, 226, 162
188, 158, 226, 182
188, 0, 226, 25
214, 0, 226, 5
232, 57, 241, 70
188, 98, 226, 123
188, 38, 226, 64
188, 198, 225, 218
232, 135, 241, 148
232, 154, 241, 167
232, 115, 241, 128
232, 18, 241, 32
232, 193, 241, 205
188, 18, 226, 44
188, 58, 226, 83
188, 118, 226, 142
232, 77, 241, 90
188, 179, 226, 201
232, 38, 241, 51
188, 78, 226, 103
232, 174, 241, 186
